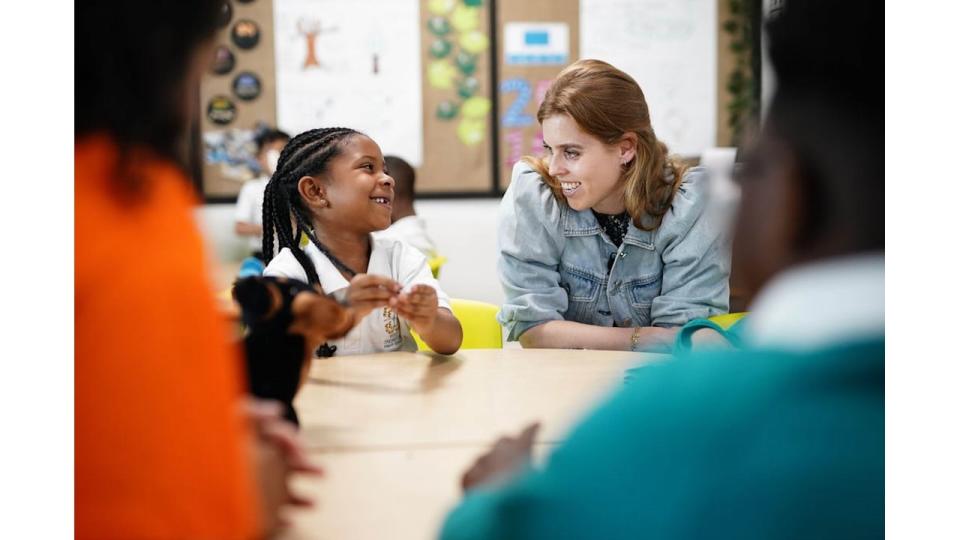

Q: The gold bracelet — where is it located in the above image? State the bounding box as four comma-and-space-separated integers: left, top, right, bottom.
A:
630, 327, 644, 352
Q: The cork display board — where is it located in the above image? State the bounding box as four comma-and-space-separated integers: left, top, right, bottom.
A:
416, 0, 495, 194
199, 0, 278, 199
495, 0, 579, 191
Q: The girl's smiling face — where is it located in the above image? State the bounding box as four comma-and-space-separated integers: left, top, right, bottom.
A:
315, 134, 396, 233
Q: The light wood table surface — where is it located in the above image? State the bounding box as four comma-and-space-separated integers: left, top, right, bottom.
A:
277, 348, 665, 540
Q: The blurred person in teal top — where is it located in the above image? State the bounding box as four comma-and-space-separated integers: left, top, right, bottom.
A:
440, 0, 882, 538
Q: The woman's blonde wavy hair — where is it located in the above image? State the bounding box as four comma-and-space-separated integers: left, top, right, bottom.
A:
522, 59, 688, 231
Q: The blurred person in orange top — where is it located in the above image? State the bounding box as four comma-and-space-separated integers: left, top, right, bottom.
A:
75, 1, 327, 538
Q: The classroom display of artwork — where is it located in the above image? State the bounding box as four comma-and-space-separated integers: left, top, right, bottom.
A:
273, 0, 425, 168
199, 0, 279, 198
198, 0, 724, 199
417, 0, 495, 193
424, 0, 491, 149
495, 0, 579, 191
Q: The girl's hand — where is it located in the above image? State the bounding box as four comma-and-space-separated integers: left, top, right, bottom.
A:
390, 284, 439, 334
345, 274, 401, 319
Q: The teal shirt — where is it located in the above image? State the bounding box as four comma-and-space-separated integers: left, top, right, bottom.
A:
440, 339, 883, 539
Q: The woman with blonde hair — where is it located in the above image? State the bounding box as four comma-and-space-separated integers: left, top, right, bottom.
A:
498, 59, 729, 351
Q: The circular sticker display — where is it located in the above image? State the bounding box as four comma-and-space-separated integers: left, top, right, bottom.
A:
207, 96, 237, 125
210, 45, 235, 75
216, 1, 233, 28
232, 71, 261, 101
231, 19, 260, 50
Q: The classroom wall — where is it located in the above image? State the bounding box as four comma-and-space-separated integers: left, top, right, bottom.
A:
196, 199, 506, 306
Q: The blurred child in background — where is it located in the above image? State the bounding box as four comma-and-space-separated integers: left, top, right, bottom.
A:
374, 155, 438, 257
235, 129, 290, 277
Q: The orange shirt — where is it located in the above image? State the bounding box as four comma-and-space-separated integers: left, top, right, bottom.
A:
76, 137, 260, 539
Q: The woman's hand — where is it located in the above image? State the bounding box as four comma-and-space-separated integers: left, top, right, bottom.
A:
628, 326, 680, 353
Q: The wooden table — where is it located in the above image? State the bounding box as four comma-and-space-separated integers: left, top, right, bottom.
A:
277, 348, 664, 540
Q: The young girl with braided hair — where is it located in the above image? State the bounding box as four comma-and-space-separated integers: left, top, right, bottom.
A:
261, 127, 463, 355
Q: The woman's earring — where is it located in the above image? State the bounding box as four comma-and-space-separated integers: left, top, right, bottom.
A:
319, 199, 328, 207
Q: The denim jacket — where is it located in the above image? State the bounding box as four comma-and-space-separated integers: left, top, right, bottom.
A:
497, 161, 730, 341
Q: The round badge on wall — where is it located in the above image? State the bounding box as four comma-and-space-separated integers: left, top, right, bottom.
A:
231, 19, 260, 50
216, 1, 233, 28
232, 72, 262, 101
207, 96, 237, 125
211, 45, 236, 75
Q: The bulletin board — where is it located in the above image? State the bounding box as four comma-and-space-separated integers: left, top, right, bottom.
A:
197, 0, 724, 200
495, 0, 579, 192
417, 0, 495, 194
199, 0, 279, 200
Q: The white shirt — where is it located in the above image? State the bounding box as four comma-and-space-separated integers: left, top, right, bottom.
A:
373, 215, 437, 257
263, 236, 452, 355
744, 252, 884, 350
234, 177, 269, 252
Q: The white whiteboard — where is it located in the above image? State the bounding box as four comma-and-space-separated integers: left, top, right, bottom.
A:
580, 0, 717, 157
274, 0, 424, 166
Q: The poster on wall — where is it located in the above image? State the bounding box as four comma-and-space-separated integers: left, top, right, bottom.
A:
274, 0, 424, 166
580, 0, 716, 158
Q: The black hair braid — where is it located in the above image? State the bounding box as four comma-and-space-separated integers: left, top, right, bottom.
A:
260, 127, 362, 285
287, 205, 321, 285
291, 204, 359, 278
260, 179, 277, 259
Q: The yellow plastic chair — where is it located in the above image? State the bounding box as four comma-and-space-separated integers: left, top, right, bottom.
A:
413, 298, 502, 352
427, 254, 448, 279
707, 312, 748, 330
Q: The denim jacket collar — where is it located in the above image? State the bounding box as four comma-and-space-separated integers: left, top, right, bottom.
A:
561, 205, 656, 250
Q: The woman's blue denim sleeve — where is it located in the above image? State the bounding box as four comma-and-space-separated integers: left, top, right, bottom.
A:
650, 168, 731, 326
496, 162, 567, 341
